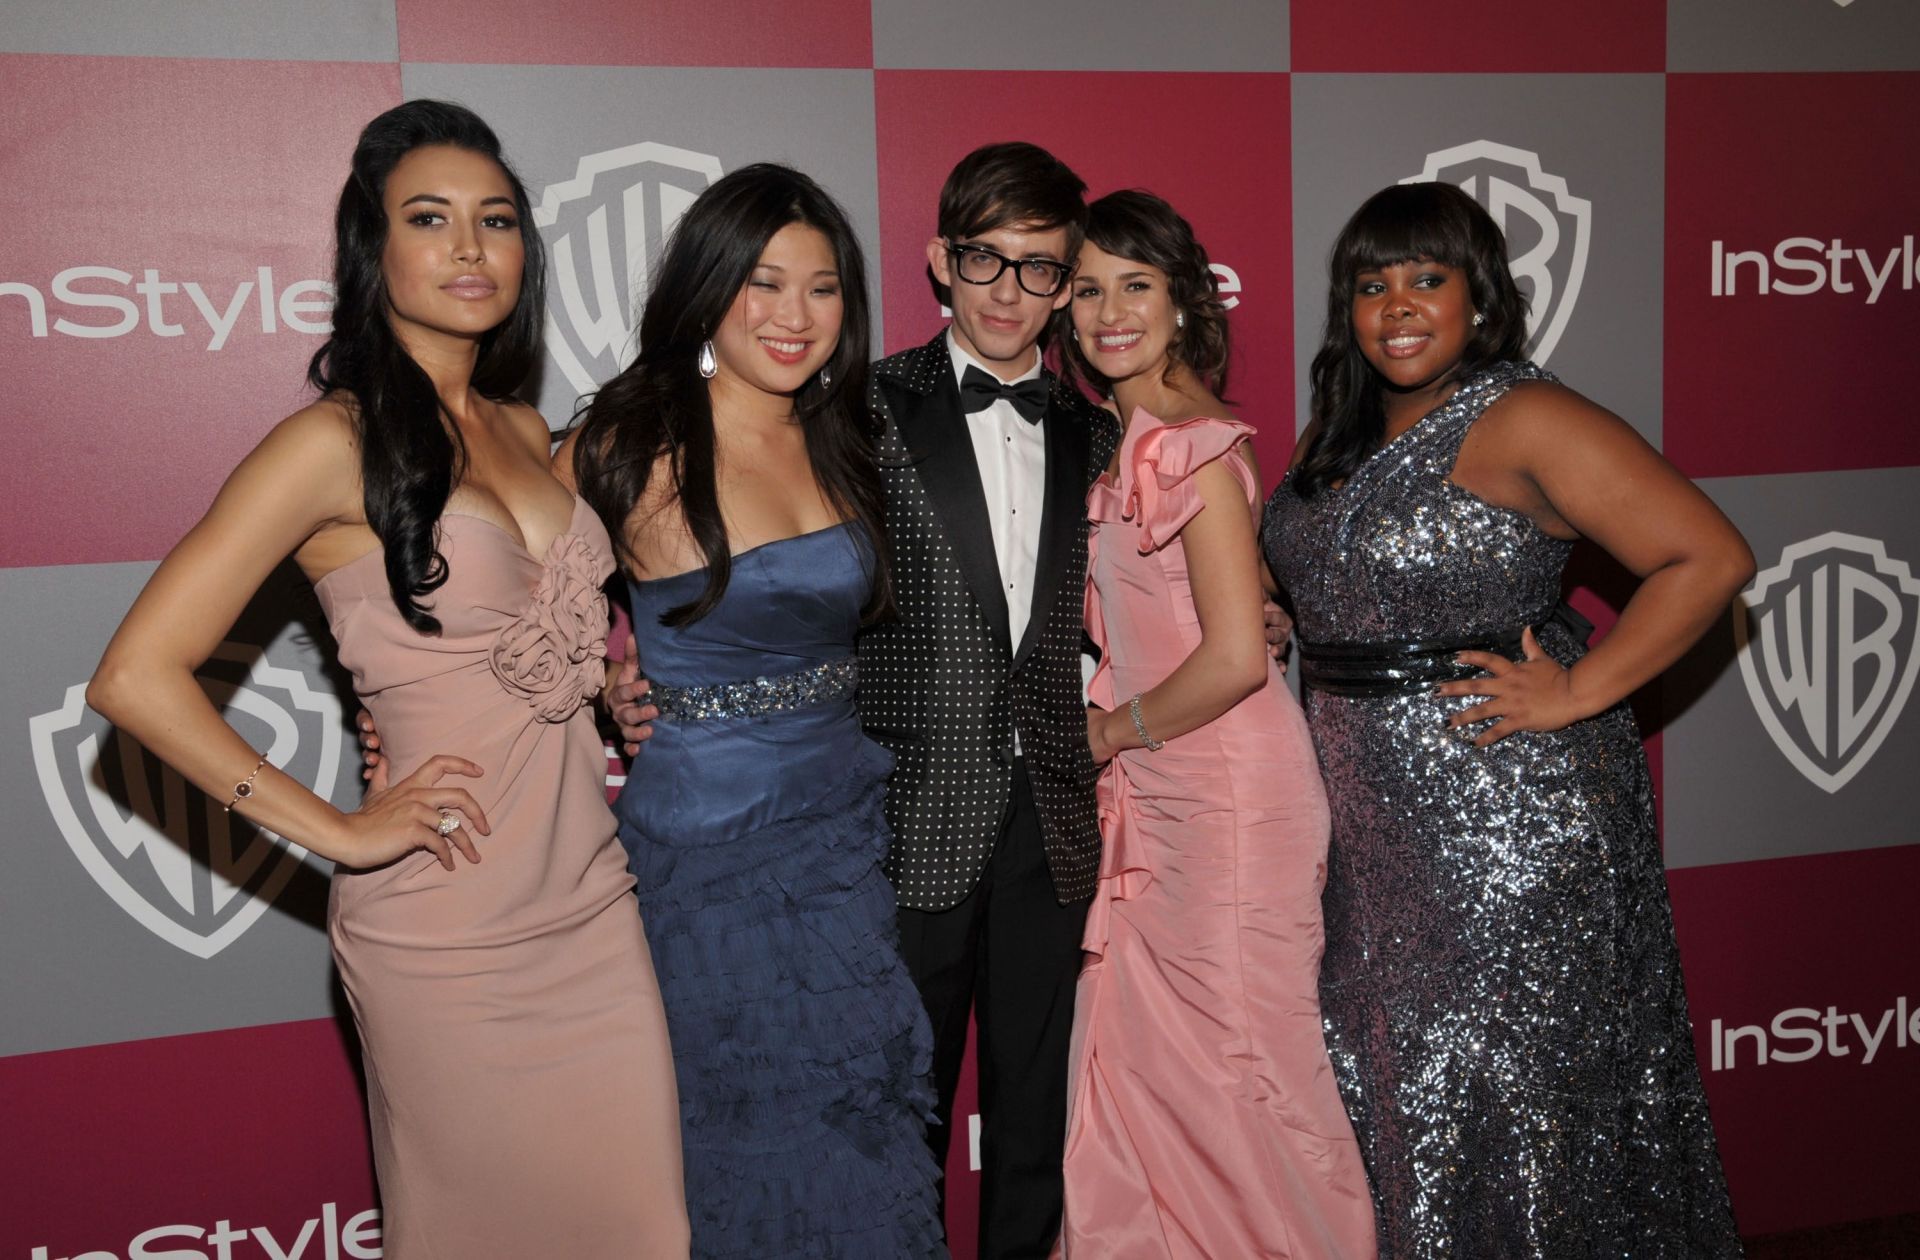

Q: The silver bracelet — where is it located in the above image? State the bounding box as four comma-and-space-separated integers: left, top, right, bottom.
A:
1128, 693, 1165, 752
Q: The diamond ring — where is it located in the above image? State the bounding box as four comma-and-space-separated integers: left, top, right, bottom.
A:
436, 809, 460, 837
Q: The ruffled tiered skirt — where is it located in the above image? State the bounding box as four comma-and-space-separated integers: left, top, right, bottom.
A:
619, 725, 945, 1259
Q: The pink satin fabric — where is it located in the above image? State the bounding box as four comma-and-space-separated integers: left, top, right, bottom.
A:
1059, 412, 1377, 1259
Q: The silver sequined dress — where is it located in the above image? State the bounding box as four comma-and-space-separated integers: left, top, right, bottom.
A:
1260, 362, 1742, 1258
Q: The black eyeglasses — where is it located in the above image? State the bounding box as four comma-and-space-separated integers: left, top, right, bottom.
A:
946, 242, 1073, 298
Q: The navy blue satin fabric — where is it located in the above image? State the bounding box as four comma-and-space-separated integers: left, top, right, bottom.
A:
617, 522, 872, 846
611, 521, 945, 1258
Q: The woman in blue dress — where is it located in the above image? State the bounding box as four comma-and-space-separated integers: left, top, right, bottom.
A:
561, 164, 944, 1258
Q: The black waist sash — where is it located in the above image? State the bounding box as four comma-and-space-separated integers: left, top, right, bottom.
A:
1298, 602, 1594, 698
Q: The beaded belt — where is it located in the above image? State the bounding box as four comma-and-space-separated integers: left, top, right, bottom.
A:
1299, 602, 1592, 699
648, 657, 858, 723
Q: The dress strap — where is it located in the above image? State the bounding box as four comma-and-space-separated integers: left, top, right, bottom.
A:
1096, 409, 1257, 554
1332, 361, 1555, 551
1420, 360, 1557, 463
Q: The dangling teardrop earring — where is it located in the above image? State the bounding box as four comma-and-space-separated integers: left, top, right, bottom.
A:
698, 339, 717, 379
818, 364, 832, 389
1175, 310, 1186, 330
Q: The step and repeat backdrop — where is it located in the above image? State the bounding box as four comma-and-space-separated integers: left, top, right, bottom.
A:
3, 2, 1917, 1255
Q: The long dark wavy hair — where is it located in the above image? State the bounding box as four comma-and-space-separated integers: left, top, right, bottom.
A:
1054, 189, 1233, 402
306, 99, 546, 634
1292, 182, 1528, 498
569, 163, 889, 627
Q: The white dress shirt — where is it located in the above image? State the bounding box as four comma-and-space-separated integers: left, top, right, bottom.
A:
947, 330, 1048, 657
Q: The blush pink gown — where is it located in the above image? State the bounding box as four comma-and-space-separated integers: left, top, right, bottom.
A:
314, 498, 686, 1258
1059, 412, 1377, 1259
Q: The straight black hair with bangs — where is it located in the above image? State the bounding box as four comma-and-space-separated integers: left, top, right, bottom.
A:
1291, 182, 1528, 498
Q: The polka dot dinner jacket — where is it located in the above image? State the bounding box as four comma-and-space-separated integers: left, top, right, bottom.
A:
858, 332, 1123, 911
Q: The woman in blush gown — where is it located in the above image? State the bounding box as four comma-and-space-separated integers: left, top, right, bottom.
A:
563, 165, 944, 1259
1049, 190, 1376, 1259
88, 102, 687, 1257
1261, 182, 1748, 1258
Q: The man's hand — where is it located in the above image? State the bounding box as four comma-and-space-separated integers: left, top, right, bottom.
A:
356, 708, 389, 790
1087, 706, 1121, 765
1262, 599, 1294, 669
608, 632, 658, 756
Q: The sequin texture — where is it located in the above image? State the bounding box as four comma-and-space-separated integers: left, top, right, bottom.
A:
1261, 363, 1743, 1258
649, 656, 858, 723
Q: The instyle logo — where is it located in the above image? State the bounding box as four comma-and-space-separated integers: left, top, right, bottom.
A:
28, 1200, 379, 1260
1710, 998, 1919, 1070
1401, 140, 1591, 365
1210, 263, 1242, 311
1735, 532, 1920, 794
29, 644, 346, 959
1710, 237, 1917, 302
0, 268, 333, 350
533, 142, 726, 398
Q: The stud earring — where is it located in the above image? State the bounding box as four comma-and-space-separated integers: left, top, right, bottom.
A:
1175, 310, 1186, 330
698, 339, 717, 378
1471, 312, 1485, 327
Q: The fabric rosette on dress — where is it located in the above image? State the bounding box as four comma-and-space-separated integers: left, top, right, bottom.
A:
488, 532, 610, 722
312, 497, 687, 1256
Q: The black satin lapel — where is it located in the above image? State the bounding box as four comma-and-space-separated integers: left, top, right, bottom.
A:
892, 369, 1014, 659
1015, 398, 1089, 669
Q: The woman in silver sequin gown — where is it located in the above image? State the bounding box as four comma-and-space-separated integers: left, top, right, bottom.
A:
1260, 183, 1751, 1258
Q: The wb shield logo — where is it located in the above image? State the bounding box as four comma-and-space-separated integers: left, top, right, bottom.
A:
1402, 140, 1592, 365
1736, 532, 1920, 794
535, 142, 726, 398
29, 644, 345, 959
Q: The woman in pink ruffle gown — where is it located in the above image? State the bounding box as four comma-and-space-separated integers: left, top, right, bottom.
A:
1050, 191, 1376, 1259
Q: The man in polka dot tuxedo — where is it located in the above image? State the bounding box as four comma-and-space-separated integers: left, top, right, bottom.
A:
853, 142, 1120, 1258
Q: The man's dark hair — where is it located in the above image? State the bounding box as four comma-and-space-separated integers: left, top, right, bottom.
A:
937, 141, 1089, 259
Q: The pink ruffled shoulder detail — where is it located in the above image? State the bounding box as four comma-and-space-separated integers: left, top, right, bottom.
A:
1100, 408, 1259, 554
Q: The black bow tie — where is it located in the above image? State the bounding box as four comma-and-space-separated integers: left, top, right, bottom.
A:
959, 365, 1049, 424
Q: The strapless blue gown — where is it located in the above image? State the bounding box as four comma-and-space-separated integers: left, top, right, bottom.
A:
614, 522, 946, 1259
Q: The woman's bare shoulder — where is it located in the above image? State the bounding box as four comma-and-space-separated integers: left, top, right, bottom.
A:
498, 398, 558, 459
252, 394, 362, 483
